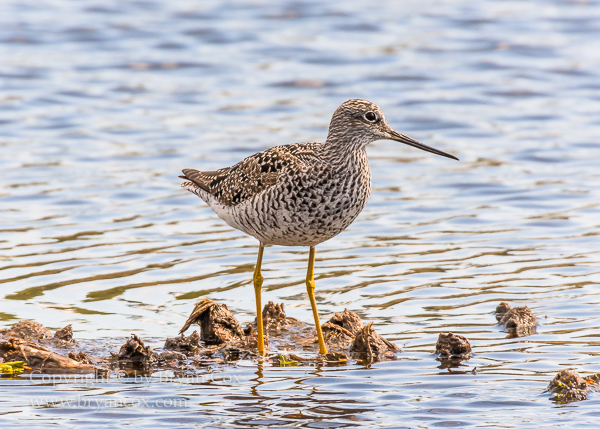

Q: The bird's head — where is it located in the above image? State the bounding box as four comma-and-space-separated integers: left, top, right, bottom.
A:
327, 99, 458, 160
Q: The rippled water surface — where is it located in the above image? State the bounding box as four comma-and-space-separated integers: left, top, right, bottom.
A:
1, 0, 600, 427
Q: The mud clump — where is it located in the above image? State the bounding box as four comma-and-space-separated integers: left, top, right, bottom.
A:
328, 310, 363, 335
0, 320, 53, 341
68, 351, 95, 365
221, 346, 244, 362
111, 334, 154, 365
0, 338, 94, 373
495, 302, 511, 322
157, 350, 187, 362
262, 301, 286, 326
322, 309, 363, 347
54, 325, 74, 342
350, 322, 398, 360
164, 331, 199, 352
246, 302, 305, 348
498, 305, 537, 337
1, 321, 77, 347
180, 298, 244, 345
435, 333, 472, 360
547, 369, 600, 403
260, 301, 301, 334
322, 310, 398, 362
42, 324, 77, 347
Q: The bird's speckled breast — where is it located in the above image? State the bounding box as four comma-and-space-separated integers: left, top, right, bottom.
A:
229, 149, 372, 246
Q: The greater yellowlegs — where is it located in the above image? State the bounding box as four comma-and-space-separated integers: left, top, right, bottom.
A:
180, 99, 458, 355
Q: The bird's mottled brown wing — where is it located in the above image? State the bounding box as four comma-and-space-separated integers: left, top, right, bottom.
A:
180, 142, 321, 206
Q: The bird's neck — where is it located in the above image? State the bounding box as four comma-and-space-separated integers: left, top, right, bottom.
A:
325, 129, 372, 150
322, 138, 370, 172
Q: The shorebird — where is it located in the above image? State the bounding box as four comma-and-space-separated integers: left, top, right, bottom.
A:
180, 99, 457, 355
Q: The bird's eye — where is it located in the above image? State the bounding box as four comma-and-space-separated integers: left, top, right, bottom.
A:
365, 111, 378, 122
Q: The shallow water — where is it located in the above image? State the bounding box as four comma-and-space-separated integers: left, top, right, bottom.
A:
1, 0, 600, 427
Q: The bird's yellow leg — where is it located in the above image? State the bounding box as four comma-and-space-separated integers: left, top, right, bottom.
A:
306, 246, 328, 355
253, 244, 265, 355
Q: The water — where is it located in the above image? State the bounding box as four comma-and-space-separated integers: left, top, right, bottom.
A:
1, 0, 600, 426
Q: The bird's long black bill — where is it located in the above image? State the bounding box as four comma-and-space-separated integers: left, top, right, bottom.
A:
389, 130, 458, 161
